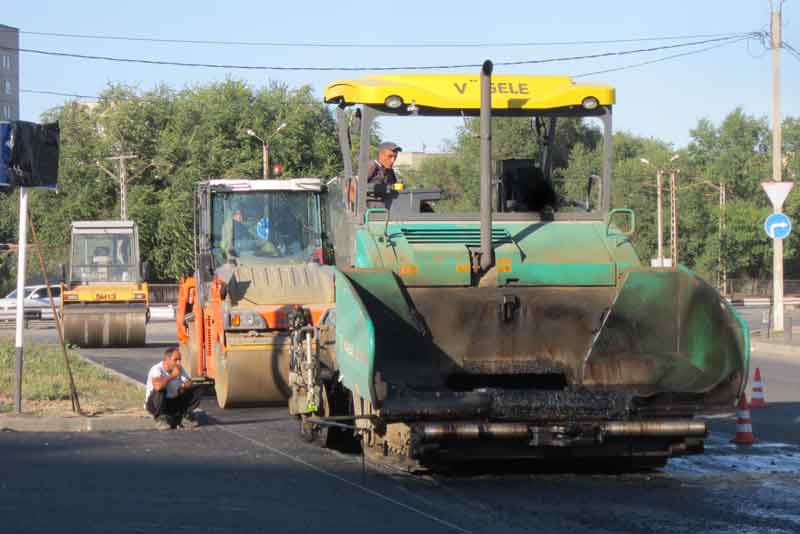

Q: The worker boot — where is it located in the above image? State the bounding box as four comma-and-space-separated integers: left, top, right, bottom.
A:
155, 416, 173, 431
182, 409, 206, 428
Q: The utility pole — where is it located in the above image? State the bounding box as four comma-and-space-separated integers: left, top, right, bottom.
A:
656, 170, 664, 264
670, 169, 679, 266
771, 1, 785, 332
97, 154, 137, 220
720, 181, 727, 295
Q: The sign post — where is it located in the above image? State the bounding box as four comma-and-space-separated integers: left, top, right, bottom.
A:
2, 121, 61, 413
13, 187, 27, 413
761, 181, 795, 334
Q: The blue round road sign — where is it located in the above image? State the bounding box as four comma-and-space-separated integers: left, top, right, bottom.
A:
764, 212, 792, 240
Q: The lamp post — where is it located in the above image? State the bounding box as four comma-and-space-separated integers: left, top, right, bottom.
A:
668, 154, 680, 268
246, 123, 286, 179
641, 158, 664, 265
641, 154, 680, 267
696, 179, 727, 295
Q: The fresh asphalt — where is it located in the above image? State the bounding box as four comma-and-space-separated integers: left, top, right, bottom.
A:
2, 322, 800, 533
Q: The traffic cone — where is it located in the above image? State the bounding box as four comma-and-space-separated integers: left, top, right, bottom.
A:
731, 393, 757, 445
750, 368, 767, 408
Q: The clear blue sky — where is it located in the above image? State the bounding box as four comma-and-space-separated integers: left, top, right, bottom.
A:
3, 0, 798, 152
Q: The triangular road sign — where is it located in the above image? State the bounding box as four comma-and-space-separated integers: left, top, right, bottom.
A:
761, 181, 795, 209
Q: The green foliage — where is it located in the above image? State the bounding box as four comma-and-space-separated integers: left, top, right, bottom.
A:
0, 79, 341, 286
0, 82, 796, 290
402, 116, 600, 212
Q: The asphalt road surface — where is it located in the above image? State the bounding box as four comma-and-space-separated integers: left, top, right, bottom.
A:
2, 322, 800, 533
736, 305, 800, 334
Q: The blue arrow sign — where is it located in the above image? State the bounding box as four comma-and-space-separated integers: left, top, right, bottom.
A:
764, 212, 792, 240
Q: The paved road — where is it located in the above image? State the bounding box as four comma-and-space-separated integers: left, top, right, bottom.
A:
3, 323, 800, 533
737, 305, 800, 334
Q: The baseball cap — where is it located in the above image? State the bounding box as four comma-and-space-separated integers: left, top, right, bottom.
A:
378, 141, 402, 152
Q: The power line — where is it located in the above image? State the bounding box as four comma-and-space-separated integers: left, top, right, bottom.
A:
782, 41, 800, 61
22, 35, 762, 104
573, 34, 754, 78
0, 34, 759, 72
21, 89, 99, 99
4, 27, 753, 49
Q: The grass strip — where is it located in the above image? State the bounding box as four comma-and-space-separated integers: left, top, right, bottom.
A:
0, 339, 143, 415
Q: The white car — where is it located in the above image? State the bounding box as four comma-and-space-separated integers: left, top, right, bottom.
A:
0, 285, 62, 320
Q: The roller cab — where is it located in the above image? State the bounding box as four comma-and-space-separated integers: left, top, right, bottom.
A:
62, 220, 148, 348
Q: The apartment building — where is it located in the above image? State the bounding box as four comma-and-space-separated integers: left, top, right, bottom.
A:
0, 25, 19, 121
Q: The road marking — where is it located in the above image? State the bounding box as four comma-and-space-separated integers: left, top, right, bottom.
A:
220, 426, 472, 534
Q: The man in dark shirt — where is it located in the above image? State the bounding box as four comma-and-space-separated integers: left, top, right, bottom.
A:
366, 141, 402, 208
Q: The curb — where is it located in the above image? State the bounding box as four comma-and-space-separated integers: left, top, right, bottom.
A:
751, 341, 799, 359
0, 413, 156, 432
73, 351, 146, 392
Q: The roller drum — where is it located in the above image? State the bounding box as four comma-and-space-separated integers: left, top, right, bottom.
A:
213, 336, 291, 408
62, 303, 147, 348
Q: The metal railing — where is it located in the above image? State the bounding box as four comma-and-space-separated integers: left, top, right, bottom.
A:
725, 279, 800, 297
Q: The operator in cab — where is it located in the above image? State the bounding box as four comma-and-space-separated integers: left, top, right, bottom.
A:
220, 198, 279, 259
366, 141, 403, 208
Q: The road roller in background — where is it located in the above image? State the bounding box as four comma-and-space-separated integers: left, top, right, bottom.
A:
176, 178, 334, 408
61, 220, 149, 347
286, 64, 750, 468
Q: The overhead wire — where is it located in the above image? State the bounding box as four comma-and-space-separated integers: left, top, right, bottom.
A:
573, 34, 755, 78
782, 41, 800, 61
18, 32, 767, 102
3, 27, 754, 49
0, 34, 758, 72
21, 89, 99, 99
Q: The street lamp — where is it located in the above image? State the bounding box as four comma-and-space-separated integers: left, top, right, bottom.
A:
641, 154, 680, 268
640, 158, 665, 266
246, 122, 287, 179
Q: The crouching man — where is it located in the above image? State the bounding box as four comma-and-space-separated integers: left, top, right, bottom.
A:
145, 347, 205, 430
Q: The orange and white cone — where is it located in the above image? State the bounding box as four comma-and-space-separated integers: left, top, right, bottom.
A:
732, 393, 757, 445
750, 368, 767, 408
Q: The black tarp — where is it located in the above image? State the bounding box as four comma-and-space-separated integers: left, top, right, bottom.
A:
6, 121, 60, 188
0, 121, 10, 187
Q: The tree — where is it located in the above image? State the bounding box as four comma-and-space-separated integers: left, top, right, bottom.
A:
0, 79, 342, 290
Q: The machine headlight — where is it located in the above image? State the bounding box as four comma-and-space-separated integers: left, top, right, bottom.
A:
65, 293, 79, 301
227, 310, 267, 330
384, 95, 404, 109
581, 96, 599, 110
132, 292, 146, 300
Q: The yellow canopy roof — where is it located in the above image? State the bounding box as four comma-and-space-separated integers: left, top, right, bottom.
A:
324, 74, 614, 114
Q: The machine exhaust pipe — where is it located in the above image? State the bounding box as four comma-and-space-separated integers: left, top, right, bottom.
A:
479, 59, 494, 272
602, 420, 708, 437
420, 422, 530, 441
417, 420, 708, 443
